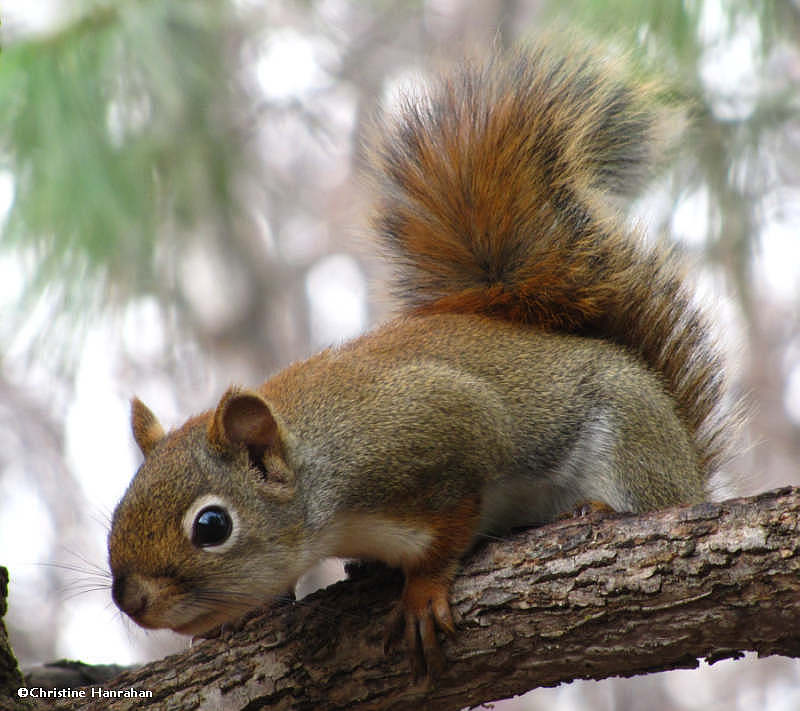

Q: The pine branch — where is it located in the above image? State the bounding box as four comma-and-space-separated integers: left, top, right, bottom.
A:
40, 487, 800, 711
0, 2, 241, 326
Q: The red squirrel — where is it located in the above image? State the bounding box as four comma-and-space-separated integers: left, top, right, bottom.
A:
108, 43, 734, 679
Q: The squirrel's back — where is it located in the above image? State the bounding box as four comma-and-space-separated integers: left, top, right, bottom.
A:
367, 44, 732, 481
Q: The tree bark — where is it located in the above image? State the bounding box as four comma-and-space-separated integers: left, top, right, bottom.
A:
35, 487, 800, 711
1, 567, 29, 711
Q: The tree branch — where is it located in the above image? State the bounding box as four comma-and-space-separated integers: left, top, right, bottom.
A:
41, 487, 800, 711
1, 567, 28, 711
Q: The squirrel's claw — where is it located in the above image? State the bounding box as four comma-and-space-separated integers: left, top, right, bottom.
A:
558, 500, 618, 520
384, 575, 457, 683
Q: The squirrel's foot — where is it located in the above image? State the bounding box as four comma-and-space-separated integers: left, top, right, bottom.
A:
559, 500, 617, 520
193, 620, 240, 642
384, 574, 458, 683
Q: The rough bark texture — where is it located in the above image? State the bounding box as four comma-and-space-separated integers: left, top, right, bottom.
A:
29, 487, 800, 711
23, 662, 132, 693
1, 567, 29, 711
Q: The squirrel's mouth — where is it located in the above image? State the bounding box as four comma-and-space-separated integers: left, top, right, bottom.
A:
171, 610, 232, 636
112, 571, 245, 635
171, 603, 255, 637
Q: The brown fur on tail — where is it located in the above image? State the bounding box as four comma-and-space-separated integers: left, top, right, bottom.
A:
367, 45, 732, 479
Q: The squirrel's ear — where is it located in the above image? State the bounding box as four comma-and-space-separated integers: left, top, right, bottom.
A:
208, 388, 279, 451
131, 398, 165, 457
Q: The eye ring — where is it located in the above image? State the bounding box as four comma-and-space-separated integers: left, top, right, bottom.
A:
192, 506, 232, 547
182, 495, 239, 553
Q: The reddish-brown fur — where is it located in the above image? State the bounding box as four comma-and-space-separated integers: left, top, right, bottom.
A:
368, 47, 732, 478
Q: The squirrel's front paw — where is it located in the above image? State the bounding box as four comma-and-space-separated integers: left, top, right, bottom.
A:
558, 500, 618, 520
383, 574, 458, 683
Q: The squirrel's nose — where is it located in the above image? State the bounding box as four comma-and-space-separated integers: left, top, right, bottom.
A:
111, 572, 148, 619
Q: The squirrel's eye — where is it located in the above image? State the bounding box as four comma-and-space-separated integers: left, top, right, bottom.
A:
192, 506, 232, 548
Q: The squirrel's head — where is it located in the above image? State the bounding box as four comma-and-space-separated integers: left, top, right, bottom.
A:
108, 388, 305, 635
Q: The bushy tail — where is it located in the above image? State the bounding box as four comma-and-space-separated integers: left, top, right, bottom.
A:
367, 44, 732, 478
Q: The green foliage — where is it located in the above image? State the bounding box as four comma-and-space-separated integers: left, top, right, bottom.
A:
0, 2, 241, 312
1, 0, 798, 352
546, 0, 800, 307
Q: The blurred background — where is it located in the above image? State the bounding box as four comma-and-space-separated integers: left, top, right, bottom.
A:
1, 0, 799, 709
